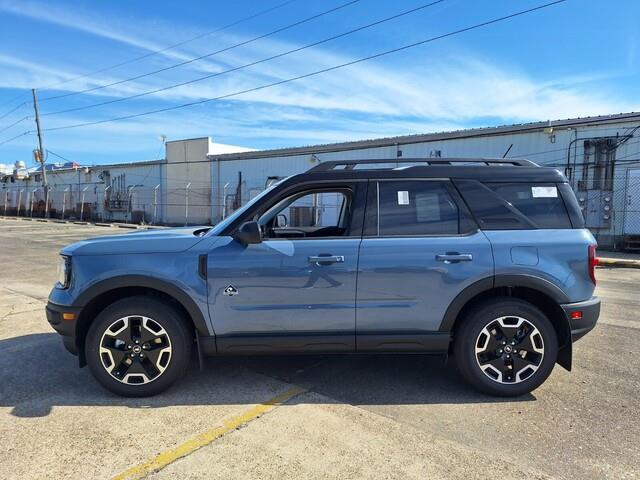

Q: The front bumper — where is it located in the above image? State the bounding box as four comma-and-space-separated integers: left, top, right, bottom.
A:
46, 302, 81, 355
561, 296, 600, 342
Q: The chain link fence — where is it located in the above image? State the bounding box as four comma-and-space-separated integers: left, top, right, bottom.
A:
0, 181, 325, 226
0, 185, 220, 226
2, 169, 640, 250
579, 168, 640, 251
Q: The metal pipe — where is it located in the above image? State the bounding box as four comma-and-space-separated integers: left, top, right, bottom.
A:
44, 185, 49, 218
153, 184, 160, 224
103, 185, 111, 222
17, 189, 24, 217
30, 187, 38, 218
128, 185, 136, 224
62, 187, 69, 220
222, 182, 230, 219
185, 182, 192, 226
80, 186, 89, 221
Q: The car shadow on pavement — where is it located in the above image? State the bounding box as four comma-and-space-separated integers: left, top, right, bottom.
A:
0, 333, 534, 418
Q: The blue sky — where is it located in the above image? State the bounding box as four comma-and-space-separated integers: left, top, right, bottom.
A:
0, 0, 638, 166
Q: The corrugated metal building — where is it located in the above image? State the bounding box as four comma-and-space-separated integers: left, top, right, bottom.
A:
2, 112, 640, 249
0, 139, 252, 225
208, 112, 640, 250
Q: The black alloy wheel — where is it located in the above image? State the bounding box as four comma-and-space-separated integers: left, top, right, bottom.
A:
454, 298, 558, 397
86, 296, 192, 397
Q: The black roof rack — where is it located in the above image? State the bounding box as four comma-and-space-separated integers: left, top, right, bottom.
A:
308, 157, 538, 172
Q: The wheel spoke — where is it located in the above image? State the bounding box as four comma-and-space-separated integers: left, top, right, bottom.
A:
484, 333, 503, 353
488, 322, 509, 342
481, 356, 506, 371
512, 353, 536, 370
139, 356, 161, 379
111, 356, 135, 380
101, 340, 128, 367
144, 334, 169, 352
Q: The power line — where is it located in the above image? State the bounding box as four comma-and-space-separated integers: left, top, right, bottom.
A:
39, 0, 361, 102
42, 0, 447, 117
46, 149, 75, 163
0, 116, 29, 135
0, 101, 29, 121
0, 131, 31, 147
4, 0, 302, 106
0, 0, 301, 117
42, 0, 569, 134
41, 0, 301, 95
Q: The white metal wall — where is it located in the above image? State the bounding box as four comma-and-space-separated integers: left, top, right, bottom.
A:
210, 121, 640, 246
1, 162, 164, 222
2, 120, 639, 241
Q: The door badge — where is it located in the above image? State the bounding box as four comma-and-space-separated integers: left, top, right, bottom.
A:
223, 285, 239, 296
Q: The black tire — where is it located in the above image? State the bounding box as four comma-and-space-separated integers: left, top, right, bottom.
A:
453, 297, 558, 397
85, 296, 192, 397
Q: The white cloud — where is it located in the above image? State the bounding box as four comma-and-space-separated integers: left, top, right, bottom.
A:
2, 0, 639, 165
2, 0, 635, 123
0, 0, 189, 62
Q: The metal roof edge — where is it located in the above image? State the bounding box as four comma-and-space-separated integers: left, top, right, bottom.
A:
206, 112, 640, 162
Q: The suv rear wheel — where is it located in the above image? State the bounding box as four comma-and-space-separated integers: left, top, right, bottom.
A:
85, 296, 192, 397
454, 298, 558, 396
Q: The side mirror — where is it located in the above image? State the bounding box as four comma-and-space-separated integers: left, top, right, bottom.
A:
275, 214, 288, 228
234, 221, 262, 245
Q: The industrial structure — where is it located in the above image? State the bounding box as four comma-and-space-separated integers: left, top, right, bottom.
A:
2, 112, 640, 250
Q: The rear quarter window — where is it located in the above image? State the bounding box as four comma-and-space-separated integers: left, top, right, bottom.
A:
484, 182, 571, 229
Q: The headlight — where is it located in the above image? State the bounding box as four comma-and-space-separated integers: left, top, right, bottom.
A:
57, 255, 71, 289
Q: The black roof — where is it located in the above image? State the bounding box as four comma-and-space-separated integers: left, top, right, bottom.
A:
288, 158, 567, 183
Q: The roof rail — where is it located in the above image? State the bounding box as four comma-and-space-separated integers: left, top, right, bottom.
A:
308, 157, 538, 172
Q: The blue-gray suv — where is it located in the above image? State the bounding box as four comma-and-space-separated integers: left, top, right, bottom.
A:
47, 158, 600, 397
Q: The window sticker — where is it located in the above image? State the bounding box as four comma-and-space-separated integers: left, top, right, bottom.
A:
397, 191, 410, 205
531, 186, 557, 198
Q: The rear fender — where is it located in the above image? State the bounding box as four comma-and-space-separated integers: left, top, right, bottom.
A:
440, 275, 572, 371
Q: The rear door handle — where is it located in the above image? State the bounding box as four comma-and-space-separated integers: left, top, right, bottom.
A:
436, 253, 473, 263
308, 255, 345, 265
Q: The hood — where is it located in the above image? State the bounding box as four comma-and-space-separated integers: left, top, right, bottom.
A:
61, 226, 211, 256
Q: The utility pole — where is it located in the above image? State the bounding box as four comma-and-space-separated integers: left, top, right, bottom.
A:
32, 89, 48, 217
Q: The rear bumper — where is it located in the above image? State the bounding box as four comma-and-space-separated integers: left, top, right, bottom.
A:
46, 302, 81, 355
561, 296, 600, 342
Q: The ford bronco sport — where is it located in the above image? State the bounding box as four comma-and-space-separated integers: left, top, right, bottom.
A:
47, 158, 600, 397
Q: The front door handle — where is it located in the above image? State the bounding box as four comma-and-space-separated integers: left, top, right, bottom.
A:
308, 255, 345, 265
436, 253, 473, 263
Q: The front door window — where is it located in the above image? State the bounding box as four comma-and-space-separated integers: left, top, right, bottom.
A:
259, 189, 351, 239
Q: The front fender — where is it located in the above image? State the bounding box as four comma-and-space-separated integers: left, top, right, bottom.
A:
73, 274, 211, 336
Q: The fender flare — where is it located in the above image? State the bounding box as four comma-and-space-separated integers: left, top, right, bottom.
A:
439, 274, 570, 332
73, 275, 211, 336
439, 274, 572, 370
439, 277, 493, 332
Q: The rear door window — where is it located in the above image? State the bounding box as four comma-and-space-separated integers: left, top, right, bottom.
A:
484, 183, 571, 229
375, 180, 460, 236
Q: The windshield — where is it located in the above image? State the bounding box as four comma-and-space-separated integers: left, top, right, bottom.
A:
207, 178, 288, 236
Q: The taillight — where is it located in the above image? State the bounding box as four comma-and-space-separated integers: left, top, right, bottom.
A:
588, 244, 598, 285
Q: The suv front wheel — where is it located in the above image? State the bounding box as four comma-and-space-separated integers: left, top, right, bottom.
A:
454, 298, 558, 396
85, 296, 192, 397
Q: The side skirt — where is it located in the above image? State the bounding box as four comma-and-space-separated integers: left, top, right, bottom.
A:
357, 332, 451, 353
198, 332, 451, 356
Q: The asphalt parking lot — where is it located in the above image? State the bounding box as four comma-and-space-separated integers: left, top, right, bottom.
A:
0, 218, 638, 480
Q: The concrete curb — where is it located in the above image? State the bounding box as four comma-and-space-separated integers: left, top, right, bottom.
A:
597, 258, 640, 269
